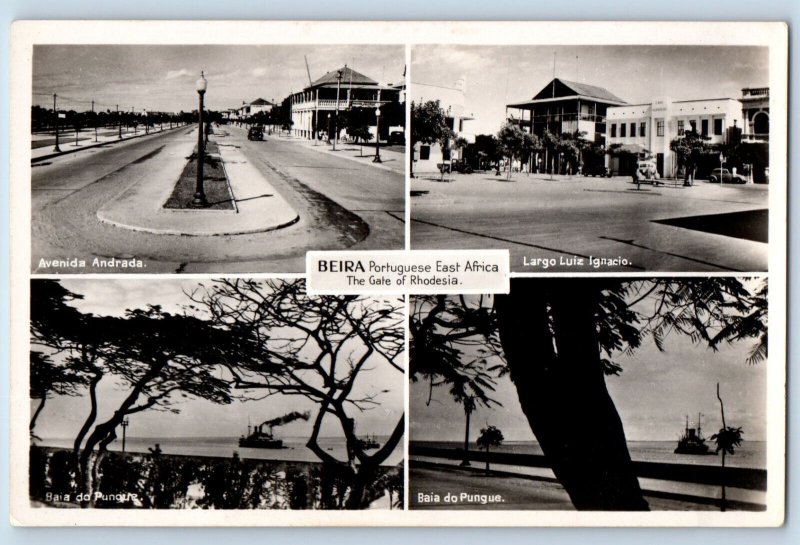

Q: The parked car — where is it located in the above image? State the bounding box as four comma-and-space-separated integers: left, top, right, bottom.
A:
248, 125, 264, 141
388, 130, 405, 145
583, 163, 611, 177
708, 168, 747, 184
636, 159, 659, 181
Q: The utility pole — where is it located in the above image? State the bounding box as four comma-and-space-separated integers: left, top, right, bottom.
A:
117, 104, 122, 139
121, 419, 129, 453
333, 69, 343, 151
92, 100, 98, 142
53, 94, 61, 152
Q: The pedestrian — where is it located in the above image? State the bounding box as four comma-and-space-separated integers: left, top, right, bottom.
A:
632, 163, 640, 190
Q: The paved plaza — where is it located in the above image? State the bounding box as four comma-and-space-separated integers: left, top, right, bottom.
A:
410, 173, 769, 273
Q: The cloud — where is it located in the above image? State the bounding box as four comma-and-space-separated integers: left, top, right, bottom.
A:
251, 67, 268, 77
165, 68, 191, 80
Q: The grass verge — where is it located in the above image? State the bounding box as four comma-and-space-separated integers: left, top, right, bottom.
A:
163, 140, 235, 210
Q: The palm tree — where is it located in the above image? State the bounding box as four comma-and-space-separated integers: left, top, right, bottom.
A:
710, 383, 744, 512
477, 425, 504, 475
460, 396, 476, 466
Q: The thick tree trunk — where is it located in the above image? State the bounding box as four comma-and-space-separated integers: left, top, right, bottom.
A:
495, 279, 649, 510
74, 374, 102, 455
30, 396, 47, 435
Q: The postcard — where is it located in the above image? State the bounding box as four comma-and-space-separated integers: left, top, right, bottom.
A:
9, 20, 787, 527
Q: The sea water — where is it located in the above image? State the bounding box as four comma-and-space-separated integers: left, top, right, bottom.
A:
36, 435, 404, 467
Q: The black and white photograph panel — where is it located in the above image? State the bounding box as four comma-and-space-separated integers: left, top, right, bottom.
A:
29, 278, 404, 510
31, 45, 406, 274
409, 278, 769, 511
410, 46, 770, 273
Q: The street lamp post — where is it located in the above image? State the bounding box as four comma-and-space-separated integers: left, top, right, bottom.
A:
373, 106, 383, 163
372, 87, 383, 163
192, 72, 208, 207
333, 69, 343, 151
53, 94, 61, 153
117, 104, 122, 139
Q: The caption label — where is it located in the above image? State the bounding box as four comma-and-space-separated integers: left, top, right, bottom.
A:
307, 250, 509, 295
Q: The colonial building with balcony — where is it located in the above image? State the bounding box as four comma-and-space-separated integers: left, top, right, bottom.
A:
506, 78, 628, 145
740, 87, 769, 143
286, 65, 402, 141
605, 97, 744, 177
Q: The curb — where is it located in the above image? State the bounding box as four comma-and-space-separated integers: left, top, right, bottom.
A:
96, 211, 300, 237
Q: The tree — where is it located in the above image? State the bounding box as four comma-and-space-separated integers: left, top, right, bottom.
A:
73, 306, 236, 504
472, 134, 502, 172
29, 281, 105, 445
711, 383, 744, 512
476, 425, 504, 475
192, 279, 405, 509
541, 129, 561, 176
559, 131, 591, 175
452, 135, 469, 172
520, 131, 542, 175
496, 122, 526, 180
410, 295, 504, 467
411, 100, 451, 179
413, 278, 767, 510
670, 130, 712, 185
29, 281, 238, 505
345, 108, 374, 145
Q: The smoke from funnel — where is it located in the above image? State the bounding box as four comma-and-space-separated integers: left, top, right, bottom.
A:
261, 411, 311, 429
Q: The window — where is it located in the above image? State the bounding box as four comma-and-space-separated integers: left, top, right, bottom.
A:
701, 119, 709, 136
420, 145, 430, 160
689, 120, 697, 133
620, 123, 627, 137
630, 123, 636, 137
714, 118, 724, 135
639, 122, 646, 137
657, 120, 664, 137
677, 120, 684, 135
611, 123, 617, 138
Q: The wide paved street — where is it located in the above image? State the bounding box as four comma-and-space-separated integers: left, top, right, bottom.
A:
31, 124, 404, 273
410, 173, 769, 272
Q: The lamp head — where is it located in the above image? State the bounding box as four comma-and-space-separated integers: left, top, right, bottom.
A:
196, 71, 208, 93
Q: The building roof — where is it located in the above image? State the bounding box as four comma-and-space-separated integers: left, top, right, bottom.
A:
533, 78, 627, 104
250, 98, 273, 106
508, 78, 627, 109
311, 66, 377, 88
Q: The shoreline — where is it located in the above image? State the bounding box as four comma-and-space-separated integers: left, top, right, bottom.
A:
29, 445, 404, 510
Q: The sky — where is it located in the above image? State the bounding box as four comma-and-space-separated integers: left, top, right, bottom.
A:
32, 44, 405, 114
32, 279, 404, 441
410, 45, 769, 135
410, 286, 768, 443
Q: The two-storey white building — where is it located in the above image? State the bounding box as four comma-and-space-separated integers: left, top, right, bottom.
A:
411, 78, 475, 174
605, 97, 744, 177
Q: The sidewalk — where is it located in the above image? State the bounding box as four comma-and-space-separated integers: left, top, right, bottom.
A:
31, 124, 189, 163
265, 128, 406, 176
96, 127, 299, 236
